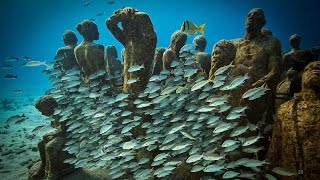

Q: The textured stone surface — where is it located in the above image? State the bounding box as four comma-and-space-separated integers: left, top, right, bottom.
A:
55, 30, 78, 70
75, 20, 105, 82
267, 61, 320, 180
106, 7, 157, 95
162, 31, 187, 70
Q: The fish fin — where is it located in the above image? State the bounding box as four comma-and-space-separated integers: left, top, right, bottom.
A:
198, 23, 206, 34
228, 61, 235, 68
141, 64, 145, 69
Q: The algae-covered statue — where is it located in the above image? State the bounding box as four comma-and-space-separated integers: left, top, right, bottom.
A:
106, 7, 157, 94
268, 61, 320, 180
151, 47, 166, 75
74, 20, 105, 82
162, 30, 187, 70
55, 30, 78, 70
209, 40, 237, 80
104, 45, 123, 76
30, 95, 73, 180
192, 35, 211, 77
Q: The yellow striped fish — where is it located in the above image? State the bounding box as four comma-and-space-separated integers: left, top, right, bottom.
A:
181, 20, 206, 35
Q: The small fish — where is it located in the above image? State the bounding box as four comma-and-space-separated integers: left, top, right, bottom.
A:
223, 170, 240, 179
123, 140, 136, 150
127, 77, 140, 85
203, 164, 224, 172
242, 133, 263, 146
106, 0, 116, 5
184, 68, 198, 78
128, 64, 144, 72
191, 80, 211, 91
13, 89, 23, 93
242, 83, 270, 100
96, 12, 105, 16
181, 20, 206, 35
222, 139, 239, 148
272, 167, 297, 176
6, 114, 28, 124
3, 56, 19, 62
3, 74, 17, 80
22, 60, 48, 67
1, 64, 13, 69
214, 61, 235, 76
82, 1, 91, 7
179, 44, 194, 53
21, 56, 33, 61
186, 154, 203, 163
220, 73, 249, 90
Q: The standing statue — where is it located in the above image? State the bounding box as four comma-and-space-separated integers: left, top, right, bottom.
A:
267, 61, 320, 180
152, 47, 166, 75
55, 30, 78, 70
104, 45, 123, 75
162, 31, 187, 70
106, 7, 157, 94
74, 20, 105, 82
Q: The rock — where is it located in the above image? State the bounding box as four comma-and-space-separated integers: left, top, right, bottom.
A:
107, 7, 157, 95
55, 30, 79, 70
31, 147, 38, 152
75, 20, 105, 81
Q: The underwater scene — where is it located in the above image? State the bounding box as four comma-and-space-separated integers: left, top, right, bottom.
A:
0, 0, 319, 179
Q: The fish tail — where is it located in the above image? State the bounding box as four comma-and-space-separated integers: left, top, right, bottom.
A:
198, 23, 206, 34
228, 61, 235, 68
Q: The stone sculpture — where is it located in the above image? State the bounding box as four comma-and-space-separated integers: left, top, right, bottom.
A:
55, 30, 78, 70
104, 45, 123, 75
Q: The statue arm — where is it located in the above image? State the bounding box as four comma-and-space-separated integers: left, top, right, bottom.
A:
140, 14, 157, 43
106, 12, 126, 45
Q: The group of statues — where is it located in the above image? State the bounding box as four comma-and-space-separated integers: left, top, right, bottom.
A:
30, 7, 319, 180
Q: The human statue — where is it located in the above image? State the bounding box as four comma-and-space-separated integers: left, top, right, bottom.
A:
192, 35, 211, 77
55, 30, 78, 70
74, 20, 105, 82
104, 45, 123, 76
209, 40, 237, 80
193, 35, 207, 52
267, 61, 320, 180
152, 47, 166, 75
106, 7, 157, 94
29, 96, 73, 180
261, 28, 273, 36
162, 30, 187, 70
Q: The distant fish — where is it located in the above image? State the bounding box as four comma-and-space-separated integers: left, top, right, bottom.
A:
82, 1, 91, 7
106, 0, 116, 5
3, 74, 17, 80
128, 64, 144, 72
181, 20, 206, 35
21, 56, 33, 61
3, 56, 19, 62
96, 12, 106, 16
13, 89, 24, 93
1, 64, 13, 70
6, 114, 28, 124
22, 60, 48, 67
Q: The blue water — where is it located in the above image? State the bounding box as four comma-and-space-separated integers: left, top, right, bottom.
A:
0, 0, 319, 99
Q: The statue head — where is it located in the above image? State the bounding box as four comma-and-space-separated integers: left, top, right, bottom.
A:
212, 40, 236, 62
302, 61, 320, 90
76, 20, 99, 41
289, 34, 301, 50
193, 35, 207, 52
35, 95, 58, 117
63, 30, 77, 46
169, 30, 187, 56
245, 8, 266, 34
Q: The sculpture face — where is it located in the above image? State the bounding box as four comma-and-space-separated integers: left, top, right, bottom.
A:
302, 61, 320, 89
245, 8, 265, 33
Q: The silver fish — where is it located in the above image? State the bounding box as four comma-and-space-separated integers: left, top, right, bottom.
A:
128, 64, 144, 72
